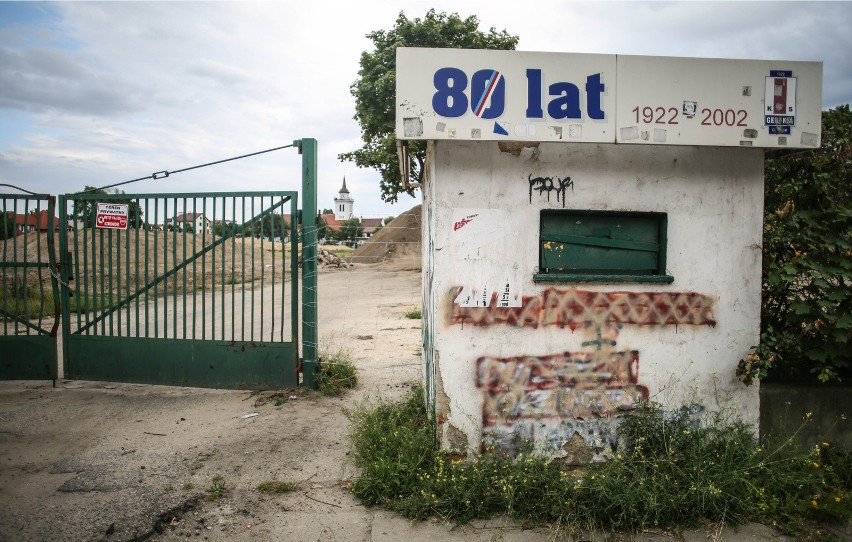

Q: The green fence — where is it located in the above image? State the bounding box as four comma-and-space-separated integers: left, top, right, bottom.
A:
0, 193, 60, 380
1, 138, 318, 390
58, 191, 302, 388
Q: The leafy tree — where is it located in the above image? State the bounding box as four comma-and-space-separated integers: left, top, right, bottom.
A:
316, 214, 330, 241
213, 221, 237, 237
738, 105, 852, 384
336, 217, 364, 246
384, 215, 395, 226
340, 10, 518, 203
73, 186, 143, 228
1, 212, 15, 240
254, 213, 289, 241
321, 208, 333, 215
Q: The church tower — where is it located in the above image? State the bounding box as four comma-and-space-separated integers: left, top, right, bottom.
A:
334, 177, 354, 221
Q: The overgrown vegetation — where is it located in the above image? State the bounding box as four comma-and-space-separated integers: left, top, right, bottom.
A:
348, 386, 851, 536
739, 105, 851, 384
316, 346, 358, 396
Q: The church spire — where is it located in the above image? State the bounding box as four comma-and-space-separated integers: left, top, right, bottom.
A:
334, 176, 354, 221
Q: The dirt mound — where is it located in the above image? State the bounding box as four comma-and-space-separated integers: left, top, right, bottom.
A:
2, 230, 288, 295
350, 205, 421, 269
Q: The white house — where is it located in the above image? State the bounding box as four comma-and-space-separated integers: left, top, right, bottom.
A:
171, 213, 210, 233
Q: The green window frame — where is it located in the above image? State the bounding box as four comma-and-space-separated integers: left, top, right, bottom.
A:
535, 210, 673, 283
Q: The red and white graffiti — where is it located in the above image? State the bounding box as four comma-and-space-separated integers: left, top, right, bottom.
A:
451, 287, 716, 331
476, 350, 648, 422
456, 287, 716, 456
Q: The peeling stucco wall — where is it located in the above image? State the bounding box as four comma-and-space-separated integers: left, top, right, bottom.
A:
421, 140, 763, 460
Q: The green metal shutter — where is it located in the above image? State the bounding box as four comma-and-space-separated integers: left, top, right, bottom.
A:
539, 211, 666, 276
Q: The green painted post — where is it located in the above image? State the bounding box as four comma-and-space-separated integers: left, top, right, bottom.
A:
297, 138, 318, 388
57, 195, 71, 378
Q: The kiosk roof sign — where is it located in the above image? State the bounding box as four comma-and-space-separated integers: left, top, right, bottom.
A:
396, 48, 822, 148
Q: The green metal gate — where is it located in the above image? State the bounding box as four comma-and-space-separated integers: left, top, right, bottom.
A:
0, 193, 60, 380
56, 138, 318, 389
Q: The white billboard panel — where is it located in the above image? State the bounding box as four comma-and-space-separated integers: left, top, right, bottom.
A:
396, 48, 617, 143
396, 48, 822, 148
615, 55, 822, 148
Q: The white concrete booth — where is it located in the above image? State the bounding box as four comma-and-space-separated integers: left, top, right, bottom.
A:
396, 48, 822, 460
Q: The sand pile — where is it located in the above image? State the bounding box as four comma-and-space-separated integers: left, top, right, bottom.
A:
350, 204, 421, 269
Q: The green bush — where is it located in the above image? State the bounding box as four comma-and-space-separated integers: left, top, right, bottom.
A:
740, 105, 852, 384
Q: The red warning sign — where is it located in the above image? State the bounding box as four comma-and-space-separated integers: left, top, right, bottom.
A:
95, 203, 129, 230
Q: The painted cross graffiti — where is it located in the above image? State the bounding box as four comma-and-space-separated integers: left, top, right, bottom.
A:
450, 287, 716, 457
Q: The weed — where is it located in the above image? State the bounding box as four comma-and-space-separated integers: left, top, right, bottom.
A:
347, 386, 851, 535
404, 309, 422, 320
183, 482, 194, 490
274, 397, 287, 407
207, 475, 226, 500
257, 481, 300, 493
316, 345, 357, 396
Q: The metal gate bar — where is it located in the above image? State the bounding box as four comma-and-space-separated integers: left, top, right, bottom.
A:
0, 193, 59, 379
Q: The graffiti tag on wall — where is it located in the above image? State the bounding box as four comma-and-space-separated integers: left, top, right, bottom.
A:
528, 174, 574, 208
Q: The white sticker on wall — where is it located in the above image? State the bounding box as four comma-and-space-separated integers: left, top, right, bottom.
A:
449, 209, 523, 307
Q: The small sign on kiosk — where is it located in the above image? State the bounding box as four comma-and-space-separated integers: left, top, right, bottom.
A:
95, 203, 129, 230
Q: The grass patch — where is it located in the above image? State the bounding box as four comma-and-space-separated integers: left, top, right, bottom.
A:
316, 345, 357, 397
404, 309, 422, 320
347, 386, 851, 535
0, 284, 108, 320
257, 480, 300, 493
207, 475, 226, 501
325, 247, 353, 258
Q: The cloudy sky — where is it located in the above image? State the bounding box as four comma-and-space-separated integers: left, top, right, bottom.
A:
1, 1, 850, 219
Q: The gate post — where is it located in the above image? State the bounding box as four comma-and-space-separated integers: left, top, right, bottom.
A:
57, 194, 71, 379
296, 138, 318, 387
